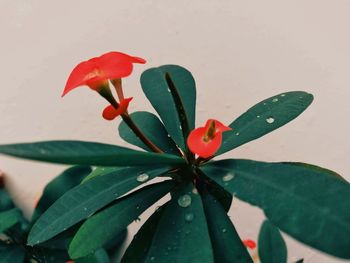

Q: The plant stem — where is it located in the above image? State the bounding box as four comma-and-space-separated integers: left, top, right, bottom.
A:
121, 113, 164, 153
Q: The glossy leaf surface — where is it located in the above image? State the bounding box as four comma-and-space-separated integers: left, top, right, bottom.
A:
141, 65, 196, 149
69, 181, 175, 258
119, 111, 180, 155
0, 141, 185, 166
144, 183, 214, 263
28, 166, 170, 245
202, 191, 253, 263
202, 159, 350, 259
121, 203, 167, 263
217, 91, 313, 155
32, 166, 92, 221
258, 220, 287, 263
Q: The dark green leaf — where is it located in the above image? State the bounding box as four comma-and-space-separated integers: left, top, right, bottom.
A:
32, 166, 92, 221
202, 159, 350, 259
0, 245, 25, 263
141, 65, 196, 149
82, 167, 124, 184
144, 183, 214, 263
0, 209, 22, 233
0, 141, 185, 166
204, 175, 232, 212
30, 246, 70, 262
75, 249, 110, 263
217, 91, 313, 155
283, 162, 347, 182
0, 189, 15, 212
28, 166, 170, 245
121, 203, 168, 263
202, 190, 253, 263
69, 181, 175, 259
258, 220, 287, 263
294, 259, 304, 263
119, 111, 180, 155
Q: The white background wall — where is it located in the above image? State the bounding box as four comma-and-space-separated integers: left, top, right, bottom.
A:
0, 1, 349, 262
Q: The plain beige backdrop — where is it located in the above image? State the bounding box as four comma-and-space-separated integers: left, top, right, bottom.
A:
0, 1, 349, 262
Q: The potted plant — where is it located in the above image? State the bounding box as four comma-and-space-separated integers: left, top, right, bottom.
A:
0, 51, 349, 262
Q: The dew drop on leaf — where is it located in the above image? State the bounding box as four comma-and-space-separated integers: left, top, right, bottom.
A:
235, 132, 240, 136
280, 94, 286, 97
184, 213, 194, 222
177, 194, 192, 207
222, 173, 235, 182
266, 117, 275, 124
136, 173, 149, 182
222, 228, 227, 233
272, 98, 279, 102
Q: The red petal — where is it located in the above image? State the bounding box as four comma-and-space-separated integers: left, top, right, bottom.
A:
187, 127, 223, 158
102, 97, 133, 121
62, 59, 105, 97
99, 52, 146, 79
205, 119, 232, 133
243, 239, 256, 249
62, 52, 146, 97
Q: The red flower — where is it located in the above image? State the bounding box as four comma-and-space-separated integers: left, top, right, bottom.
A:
187, 119, 232, 158
102, 97, 133, 121
243, 239, 257, 249
62, 51, 146, 96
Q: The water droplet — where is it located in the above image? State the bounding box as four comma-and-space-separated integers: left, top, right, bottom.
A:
272, 98, 279, 102
83, 207, 87, 211
136, 205, 140, 210
184, 213, 194, 222
150, 256, 156, 261
167, 134, 171, 137
266, 117, 275, 124
179, 126, 182, 130
177, 194, 192, 207
222, 173, 235, 182
192, 188, 199, 194
39, 149, 47, 154
257, 115, 260, 118
136, 173, 149, 182
263, 102, 267, 105
235, 132, 240, 136
167, 88, 171, 92
280, 94, 286, 97
222, 228, 227, 233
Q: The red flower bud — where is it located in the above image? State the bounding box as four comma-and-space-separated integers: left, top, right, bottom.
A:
102, 97, 133, 121
62, 52, 146, 97
243, 239, 257, 249
187, 119, 232, 158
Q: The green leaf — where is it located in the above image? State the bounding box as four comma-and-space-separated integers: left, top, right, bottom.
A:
0, 190, 15, 212
119, 111, 180, 155
30, 246, 70, 262
121, 203, 168, 263
81, 167, 124, 184
282, 162, 346, 181
205, 175, 232, 212
32, 166, 92, 221
0, 141, 185, 166
0, 246, 25, 263
0, 208, 22, 233
144, 183, 214, 263
28, 166, 170, 246
69, 181, 175, 259
202, 159, 350, 259
75, 249, 110, 263
217, 91, 313, 155
258, 220, 287, 263
141, 65, 196, 149
202, 190, 253, 263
